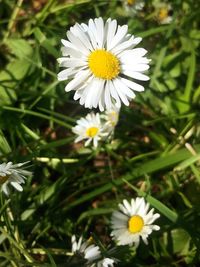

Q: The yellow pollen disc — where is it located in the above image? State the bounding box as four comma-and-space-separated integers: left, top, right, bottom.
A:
88, 49, 120, 80
86, 127, 99, 138
128, 215, 144, 233
158, 8, 168, 21
127, 0, 136, 6
0, 175, 9, 185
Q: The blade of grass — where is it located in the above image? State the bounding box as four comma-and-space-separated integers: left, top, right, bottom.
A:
2, 106, 72, 129
65, 145, 200, 210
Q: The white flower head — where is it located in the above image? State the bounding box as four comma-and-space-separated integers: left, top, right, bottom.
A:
72, 112, 109, 148
96, 257, 115, 267
101, 106, 120, 135
155, 3, 173, 24
58, 17, 150, 111
124, 0, 145, 15
71, 235, 101, 263
111, 197, 160, 247
0, 161, 32, 196
71, 235, 116, 267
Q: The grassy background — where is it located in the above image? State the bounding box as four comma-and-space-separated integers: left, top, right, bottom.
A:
0, 0, 200, 266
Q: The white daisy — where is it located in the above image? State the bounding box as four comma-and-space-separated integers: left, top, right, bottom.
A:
155, 3, 173, 24
72, 112, 109, 147
71, 235, 101, 264
124, 0, 145, 15
111, 197, 160, 247
0, 161, 32, 196
101, 106, 120, 135
58, 17, 150, 111
96, 257, 115, 267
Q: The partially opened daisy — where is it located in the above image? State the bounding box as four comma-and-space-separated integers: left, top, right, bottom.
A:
72, 112, 109, 147
71, 235, 115, 267
58, 17, 150, 111
101, 106, 120, 135
111, 197, 160, 247
124, 0, 145, 15
71, 235, 101, 264
0, 161, 32, 196
154, 2, 173, 24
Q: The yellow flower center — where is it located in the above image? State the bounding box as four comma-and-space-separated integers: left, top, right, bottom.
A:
127, 0, 136, 6
0, 175, 9, 185
88, 49, 120, 80
158, 8, 168, 21
128, 215, 144, 233
86, 127, 99, 138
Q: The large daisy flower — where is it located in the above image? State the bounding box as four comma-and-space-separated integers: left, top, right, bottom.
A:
0, 161, 32, 196
58, 17, 150, 111
72, 112, 109, 147
111, 197, 160, 246
71, 235, 115, 267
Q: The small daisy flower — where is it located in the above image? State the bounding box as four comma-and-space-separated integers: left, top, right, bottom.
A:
0, 161, 32, 196
71, 235, 115, 267
72, 112, 109, 147
124, 0, 145, 15
101, 106, 120, 135
71, 235, 101, 264
111, 197, 160, 247
155, 3, 173, 24
58, 17, 150, 111
96, 257, 115, 267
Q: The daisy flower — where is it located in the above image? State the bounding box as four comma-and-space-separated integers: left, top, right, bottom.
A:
155, 3, 173, 24
111, 197, 160, 247
71, 235, 115, 267
72, 112, 109, 147
0, 161, 32, 196
96, 257, 115, 267
101, 106, 120, 135
71, 235, 101, 264
124, 0, 145, 15
58, 17, 150, 111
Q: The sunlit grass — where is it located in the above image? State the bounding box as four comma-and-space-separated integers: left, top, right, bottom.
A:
0, 0, 200, 266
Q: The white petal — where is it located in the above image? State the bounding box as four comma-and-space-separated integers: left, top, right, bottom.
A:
113, 79, 129, 106
10, 182, 23, 191
57, 69, 77, 81
71, 23, 93, 51
111, 36, 142, 55
106, 19, 117, 49
94, 17, 104, 48
121, 77, 145, 91
124, 71, 150, 81
67, 31, 90, 55
108, 80, 121, 108
108, 25, 128, 51
65, 70, 90, 92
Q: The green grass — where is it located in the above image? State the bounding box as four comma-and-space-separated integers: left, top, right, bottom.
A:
0, 0, 200, 266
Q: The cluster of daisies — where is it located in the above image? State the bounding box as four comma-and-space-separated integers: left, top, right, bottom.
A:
71, 197, 160, 266
0, 17, 161, 266
58, 17, 160, 266
0, 160, 160, 266
59, 17, 150, 148
123, 0, 173, 25
72, 107, 119, 148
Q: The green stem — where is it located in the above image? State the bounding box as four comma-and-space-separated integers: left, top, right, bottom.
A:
3, 0, 24, 42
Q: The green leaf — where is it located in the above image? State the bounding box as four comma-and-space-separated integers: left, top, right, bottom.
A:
6, 38, 33, 59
